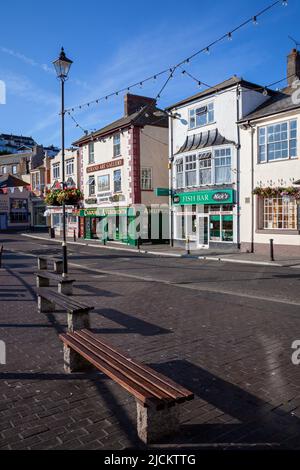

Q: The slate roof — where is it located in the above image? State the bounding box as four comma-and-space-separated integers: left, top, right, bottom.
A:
0, 174, 29, 188
239, 91, 300, 122
176, 129, 236, 155
73, 105, 168, 146
166, 76, 277, 110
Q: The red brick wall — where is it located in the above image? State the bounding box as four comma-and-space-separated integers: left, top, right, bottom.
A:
128, 127, 141, 204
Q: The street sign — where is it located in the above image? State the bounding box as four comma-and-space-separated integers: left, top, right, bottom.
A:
155, 188, 170, 197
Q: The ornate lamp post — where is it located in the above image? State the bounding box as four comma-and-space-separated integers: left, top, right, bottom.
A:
53, 47, 73, 276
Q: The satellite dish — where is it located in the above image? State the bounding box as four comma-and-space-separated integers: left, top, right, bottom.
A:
288, 36, 300, 49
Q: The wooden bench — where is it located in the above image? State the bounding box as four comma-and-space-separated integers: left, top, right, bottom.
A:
38, 256, 63, 274
59, 329, 194, 444
36, 270, 75, 295
37, 288, 94, 331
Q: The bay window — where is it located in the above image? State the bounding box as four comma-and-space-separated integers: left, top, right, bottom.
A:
214, 148, 231, 184
175, 158, 183, 188
199, 153, 212, 185
185, 154, 196, 186
258, 120, 297, 162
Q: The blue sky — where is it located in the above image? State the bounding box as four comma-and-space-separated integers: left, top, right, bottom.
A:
0, 0, 298, 147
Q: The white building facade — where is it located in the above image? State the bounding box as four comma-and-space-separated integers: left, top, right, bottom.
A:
168, 77, 269, 250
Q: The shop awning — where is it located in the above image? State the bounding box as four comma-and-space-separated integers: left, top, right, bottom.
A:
176, 129, 236, 155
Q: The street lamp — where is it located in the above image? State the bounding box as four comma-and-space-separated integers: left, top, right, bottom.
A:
53, 47, 73, 277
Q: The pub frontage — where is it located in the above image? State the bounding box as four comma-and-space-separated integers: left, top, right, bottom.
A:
172, 188, 236, 249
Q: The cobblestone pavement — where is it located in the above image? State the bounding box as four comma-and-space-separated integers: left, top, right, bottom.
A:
1, 246, 300, 450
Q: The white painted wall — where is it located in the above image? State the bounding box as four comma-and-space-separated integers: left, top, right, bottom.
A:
50, 148, 80, 188
240, 109, 300, 248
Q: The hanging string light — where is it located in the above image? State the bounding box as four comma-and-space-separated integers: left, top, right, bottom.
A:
64, 0, 286, 115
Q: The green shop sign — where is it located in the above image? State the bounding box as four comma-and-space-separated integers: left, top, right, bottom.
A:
173, 189, 234, 205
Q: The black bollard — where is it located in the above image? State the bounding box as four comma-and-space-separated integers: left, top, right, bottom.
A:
186, 237, 190, 255
270, 238, 274, 261
73, 229, 76, 242
137, 236, 142, 250
0, 245, 3, 268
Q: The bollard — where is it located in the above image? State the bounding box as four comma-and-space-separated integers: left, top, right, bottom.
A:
137, 236, 142, 250
186, 237, 190, 255
0, 245, 3, 268
103, 237, 106, 246
270, 238, 274, 261
73, 229, 76, 242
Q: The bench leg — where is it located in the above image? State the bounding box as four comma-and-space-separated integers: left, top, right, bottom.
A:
36, 276, 50, 288
58, 281, 73, 296
38, 258, 47, 270
54, 261, 63, 275
63, 344, 91, 373
136, 402, 180, 444
67, 310, 90, 332
38, 295, 55, 313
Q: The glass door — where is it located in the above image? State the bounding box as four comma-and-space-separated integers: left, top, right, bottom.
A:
197, 214, 209, 248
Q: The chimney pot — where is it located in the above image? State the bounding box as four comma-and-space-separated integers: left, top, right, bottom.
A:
287, 48, 300, 87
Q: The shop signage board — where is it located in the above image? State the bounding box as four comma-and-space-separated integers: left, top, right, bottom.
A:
155, 188, 170, 197
173, 189, 234, 205
86, 158, 124, 174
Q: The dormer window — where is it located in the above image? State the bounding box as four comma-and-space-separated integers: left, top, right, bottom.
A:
189, 102, 214, 129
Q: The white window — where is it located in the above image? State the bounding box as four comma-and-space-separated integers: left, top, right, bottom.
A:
88, 175, 95, 196
53, 163, 60, 180
97, 174, 110, 191
66, 158, 74, 176
32, 172, 40, 190
189, 102, 214, 129
258, 120, 297, 162
141, 167, 152, 190
113, 169, 121, 192
2, 166, 7, 174
88, 142, 94, 164
263, 196, 297, 229
185, 154, 197, 186
214, 148, 231, 184
175, 158, 183, 189
199, 153, 212, 185
12, 165, 17, 174
113, 133, 121, 157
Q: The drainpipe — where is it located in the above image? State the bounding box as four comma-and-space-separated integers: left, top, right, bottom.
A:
236, 86, 241, 249
169, 114, 174, 247
249, 122, 256, 253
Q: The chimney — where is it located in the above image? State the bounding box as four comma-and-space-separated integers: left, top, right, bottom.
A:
287, 48, 300, 87
124, 93, 156, 117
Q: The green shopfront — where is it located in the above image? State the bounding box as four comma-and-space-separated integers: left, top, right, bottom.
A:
172, 188, 236, 249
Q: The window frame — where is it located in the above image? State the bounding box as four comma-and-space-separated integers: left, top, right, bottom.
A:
66, 158, 74, 176
113, 169, 122, 193
113, 133, 121, 158
262, 196, 297, 230
258, 119, 297, 163
141, 167, 153, 190
188, 102, 215, 130
97, 174, 110, 192
88, 142, 95, 164
88, 175, 95, 196
52, 163, 60, 180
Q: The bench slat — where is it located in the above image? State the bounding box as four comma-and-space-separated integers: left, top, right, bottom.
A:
74, 330, 187, 402
68, 332, 173, 402
60, 333, 160, 408
81, 329, 193, 400
36, 271, 75, 282
36, 288, 93, 313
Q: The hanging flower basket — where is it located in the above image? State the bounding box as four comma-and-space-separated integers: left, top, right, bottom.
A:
253, 186, 300, 200
45, 188, 83, 206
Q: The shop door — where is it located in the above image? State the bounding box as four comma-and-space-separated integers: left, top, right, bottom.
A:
197, 215, 209, 248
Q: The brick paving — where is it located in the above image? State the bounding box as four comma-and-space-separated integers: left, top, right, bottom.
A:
1, 250, 300, 449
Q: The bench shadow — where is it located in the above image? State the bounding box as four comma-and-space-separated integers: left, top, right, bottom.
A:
148, 360, 300, 449
91, 308, 171, 337
76, 284, 121, 298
